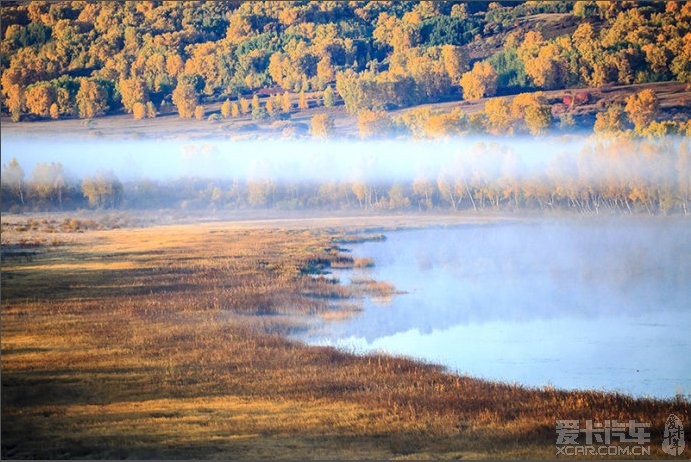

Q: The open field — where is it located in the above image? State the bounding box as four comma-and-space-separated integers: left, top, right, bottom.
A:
2, 81, 688, 141
1, 213, 688, 459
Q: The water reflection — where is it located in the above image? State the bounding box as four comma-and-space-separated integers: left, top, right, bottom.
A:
301, 219, 691, 398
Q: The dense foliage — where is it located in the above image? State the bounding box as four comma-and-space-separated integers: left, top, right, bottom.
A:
1, 1, 689, 121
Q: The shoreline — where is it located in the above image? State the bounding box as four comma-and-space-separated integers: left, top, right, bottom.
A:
1, 215, 688, 459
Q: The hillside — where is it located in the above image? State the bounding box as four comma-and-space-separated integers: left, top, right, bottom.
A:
1, 81, 688, 141
1, 1, 690, 137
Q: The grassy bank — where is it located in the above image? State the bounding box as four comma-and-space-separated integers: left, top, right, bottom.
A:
1, 215, 687, 459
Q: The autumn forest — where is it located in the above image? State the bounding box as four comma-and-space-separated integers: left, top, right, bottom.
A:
1, 0, 689, 135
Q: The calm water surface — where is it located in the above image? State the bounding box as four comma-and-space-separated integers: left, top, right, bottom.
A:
300, 219, 690, 399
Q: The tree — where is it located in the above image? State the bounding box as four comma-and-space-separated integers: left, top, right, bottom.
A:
251, 104, 268, 120
450, 3, 468, 19
49, 103, 59, 119
281, 92, 292, 112
641, 43, 670, 79
1, 158, 25, 205
166, 54, 184, 78
387, 183, 411, 209
625, 89, 658, 133
221, 99, 232, 118
119, 77, 147, 113
239, 96, 250, 114
298, 90, 309, 110
484, 98, 512, 134
460, 61, 497, 100
132, 101, 146, 120
524, 104, 552, 135
194, 105, 205, 120
422, 109, 465, 138
440, 44, 469, 81
247, 179, 275, 207
172, 77, 198, 118
146, 101, 157, 118
510, 92, 543, 120
437, 172, 458, 210
231, 102, 240, 117
335, 70, 366, 114
373, 12, 419, 53
406, 53, 451, 102
316, 57, 335, 88
516, 31, 568, 89
412, 176, 435, 209
573, 1, 599, 18
25, 82, 55, 117
593, 105, 626, 135
670, 33, 691, 84
357, 109, 394, 138
265, 98, 277, 116
30, 162, 66, 208
76, 78, 108, 119
525, 43, 566, 89
311, 113, 334, 138
81, 172, 122, 208
323, 86, 335, 107
351, 180, 372, 208
4, 84, 24, 122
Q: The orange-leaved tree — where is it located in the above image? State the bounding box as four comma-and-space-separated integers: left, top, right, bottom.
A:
625, 89, 658, 133
172, 76, 198, 118
460, 61, 497, 100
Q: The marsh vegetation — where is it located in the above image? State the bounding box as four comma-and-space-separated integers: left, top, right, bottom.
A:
1, 214, 687, 459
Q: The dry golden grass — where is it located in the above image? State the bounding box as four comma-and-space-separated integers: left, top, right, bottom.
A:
2, 217, 688, 459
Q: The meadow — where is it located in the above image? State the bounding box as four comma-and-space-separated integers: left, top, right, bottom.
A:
1, 213, 687, 459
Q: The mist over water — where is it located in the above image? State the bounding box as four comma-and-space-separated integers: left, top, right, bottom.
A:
2, 135, 686, 185
301, 219, 691, 399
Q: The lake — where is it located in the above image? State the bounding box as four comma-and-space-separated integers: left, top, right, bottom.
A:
300, 218, 690, 399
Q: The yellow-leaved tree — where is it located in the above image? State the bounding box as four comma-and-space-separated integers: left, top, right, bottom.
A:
239, 96, 250, 114
119, 77, 147, 114
25, 82, 55, 118
76, 78, 108, 119
221, 99, 232, 118
132, 102, 146, 120
624, 89, 658, 133
194, 105, 205, 120
171, 77, 198, 118
593, 105, 626, 135
298, 90, 309, 110
460, 62, 497, 100
357, 109, 394, 138
281, 92, 292, 112
311, 113, 334, 138
484, 98, 512, 134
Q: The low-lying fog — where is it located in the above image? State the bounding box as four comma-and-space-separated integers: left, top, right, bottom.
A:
2, 135, 687, 185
